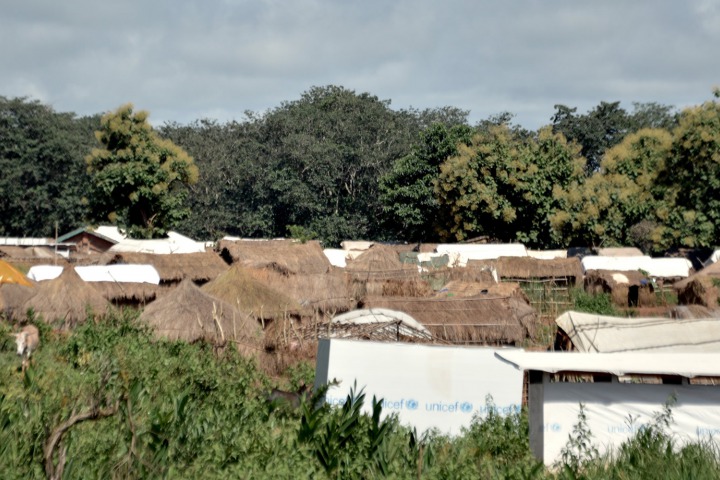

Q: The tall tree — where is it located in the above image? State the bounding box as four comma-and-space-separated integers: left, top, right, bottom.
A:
86, 104, 198, 239
434, 125, 585, 247
550, 128, 672, 251
655, 91, 720, 248
379, 123, 473, 242
0, 96, 97, 237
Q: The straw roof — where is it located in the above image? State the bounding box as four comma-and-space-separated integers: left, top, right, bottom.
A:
103, 251, 228, 284
673, 260, 720, 290
345, 244, 418, 282
675, 277, 720, 308
217, 239, 331, 275
202, 265, 302, 321
584, 269, 656, 308
140, 279, 263, 356
363, 294, 538, 345
0, 283, 35, 319
90, 282, 162, 307
244, 267, 355, 314
22, 267, 110, 328
496, 256, 582, 282
436, 280, 525, 299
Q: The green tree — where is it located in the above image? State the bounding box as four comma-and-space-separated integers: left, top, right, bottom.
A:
656, 93, 720, 248
0, 96, 97, 237
379, 123, 473, 242
86, 104, 199, 239
550, 128, 672, 250
434, 125, 585, 247
552, 101, 677, 174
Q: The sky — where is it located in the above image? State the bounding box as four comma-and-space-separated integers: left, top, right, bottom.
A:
2, 1, 719, 130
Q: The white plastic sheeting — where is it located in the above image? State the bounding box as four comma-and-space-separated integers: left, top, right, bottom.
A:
540, 382, 720, 465
27, 265, 64, 281
555, 310, 720, 353
581, 256, 691, 278
323, 249, 363, 268
315, 339, 524, 436
331, 308, 432, 339
75, 265, 160, 284
27, 265, 160, 284
495, 350, 720, 378
436, 243, 528, 262
340, 240, 374, 251
109, 231, 206, 254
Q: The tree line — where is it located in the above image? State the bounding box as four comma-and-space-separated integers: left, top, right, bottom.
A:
1, 86, 718, 251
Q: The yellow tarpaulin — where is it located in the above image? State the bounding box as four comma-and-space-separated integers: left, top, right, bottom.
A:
0, 259, 33, 287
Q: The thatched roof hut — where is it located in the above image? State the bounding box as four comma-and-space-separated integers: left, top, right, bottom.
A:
90, 282, 161, 308
674, 276, 720, 308
0, 283, 35, 320
436, 280, 525, 299
345, 244, 416, 276
202, 265, 302, 322
496, 256, 582, 285
363, 294, 538, 345
584, 269, 655, 308
140, 279, 263, 356
243, 267, 355, 315
103, 251, 228, 285
217, 238, 331, 275
22, 267, 110, 327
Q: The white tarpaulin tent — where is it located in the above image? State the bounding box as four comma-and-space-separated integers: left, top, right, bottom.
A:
323, 248, 363, 268
527, 250, 567, 259
109, 231, 206, 254
315, 339, 524, 436
436, 243, 528, 260
556, 310, 720, 353
332, 308, 432, 340
27, 265, 160, 284
581, 256, 691, 278
496, 350, 720, 465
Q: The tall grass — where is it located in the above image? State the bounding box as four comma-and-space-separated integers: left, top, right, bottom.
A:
2, 310, 720, 478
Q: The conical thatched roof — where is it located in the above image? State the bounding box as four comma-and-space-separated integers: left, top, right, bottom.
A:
673, 260, 720, 290
217, 239, 331, 275
103, 251, 228, 284
90, 282, 161, 307
202, 265, 302, 320
0, 283, 35, 319
345, 244, 418, 281
22, 267, 110, 327
140, 279, 263, 356
0, 259, 33, 286
363, 294, 538, 345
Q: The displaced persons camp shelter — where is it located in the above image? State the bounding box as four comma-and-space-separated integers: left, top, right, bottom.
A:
218, 238, 331, 275
584, 269, 656, 308
496, 350, 720, 465
673, 260, 720, 308
57, 225, 125, 255
435, 243, 528, 267
104, 251, 228, 286
555, 310, 720, 352
364, 294, 537, 345
316, 339, 524, 436
581, 255, 692, 279
329, 308, 433, 342
140, 278, 263, 357
0, 259, 33, 287
23, 267, 110, 328
109, 231, 208, 254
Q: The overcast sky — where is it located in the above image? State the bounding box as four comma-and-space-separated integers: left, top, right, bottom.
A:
2, 1, 718, 129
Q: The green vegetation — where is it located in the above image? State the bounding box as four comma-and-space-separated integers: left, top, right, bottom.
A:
570, 288, 621, 316
3, 312, 719, 478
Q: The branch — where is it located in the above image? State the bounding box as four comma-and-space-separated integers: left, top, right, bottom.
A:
44, 402, 119, 480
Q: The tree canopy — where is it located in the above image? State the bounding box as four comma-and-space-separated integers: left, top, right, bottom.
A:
86, 104, 198, 239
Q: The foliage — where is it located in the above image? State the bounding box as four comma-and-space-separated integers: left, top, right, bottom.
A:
552, 101, 677, 174
655, 95, 720, 249
570, 288, 621, 316
86, 104, 199, 239
559, 403, 599, 474
0, 96, 98, 237
380, 123, 474, 241
434, 124, 585, 247
550, 128, 672, 251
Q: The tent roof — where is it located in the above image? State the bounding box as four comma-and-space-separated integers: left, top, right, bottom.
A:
436, 243, 528, 260
555, 310, 720, 353
0, 259, 33, 286
495, 350, 720, 378
581, 256, 691, 278
332, 308, 432, 339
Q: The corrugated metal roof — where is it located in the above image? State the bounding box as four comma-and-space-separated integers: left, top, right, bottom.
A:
495, 350, 720, 378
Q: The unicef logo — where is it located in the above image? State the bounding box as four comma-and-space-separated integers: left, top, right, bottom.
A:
460, 402, 473, 413
406, 399, 419, 410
